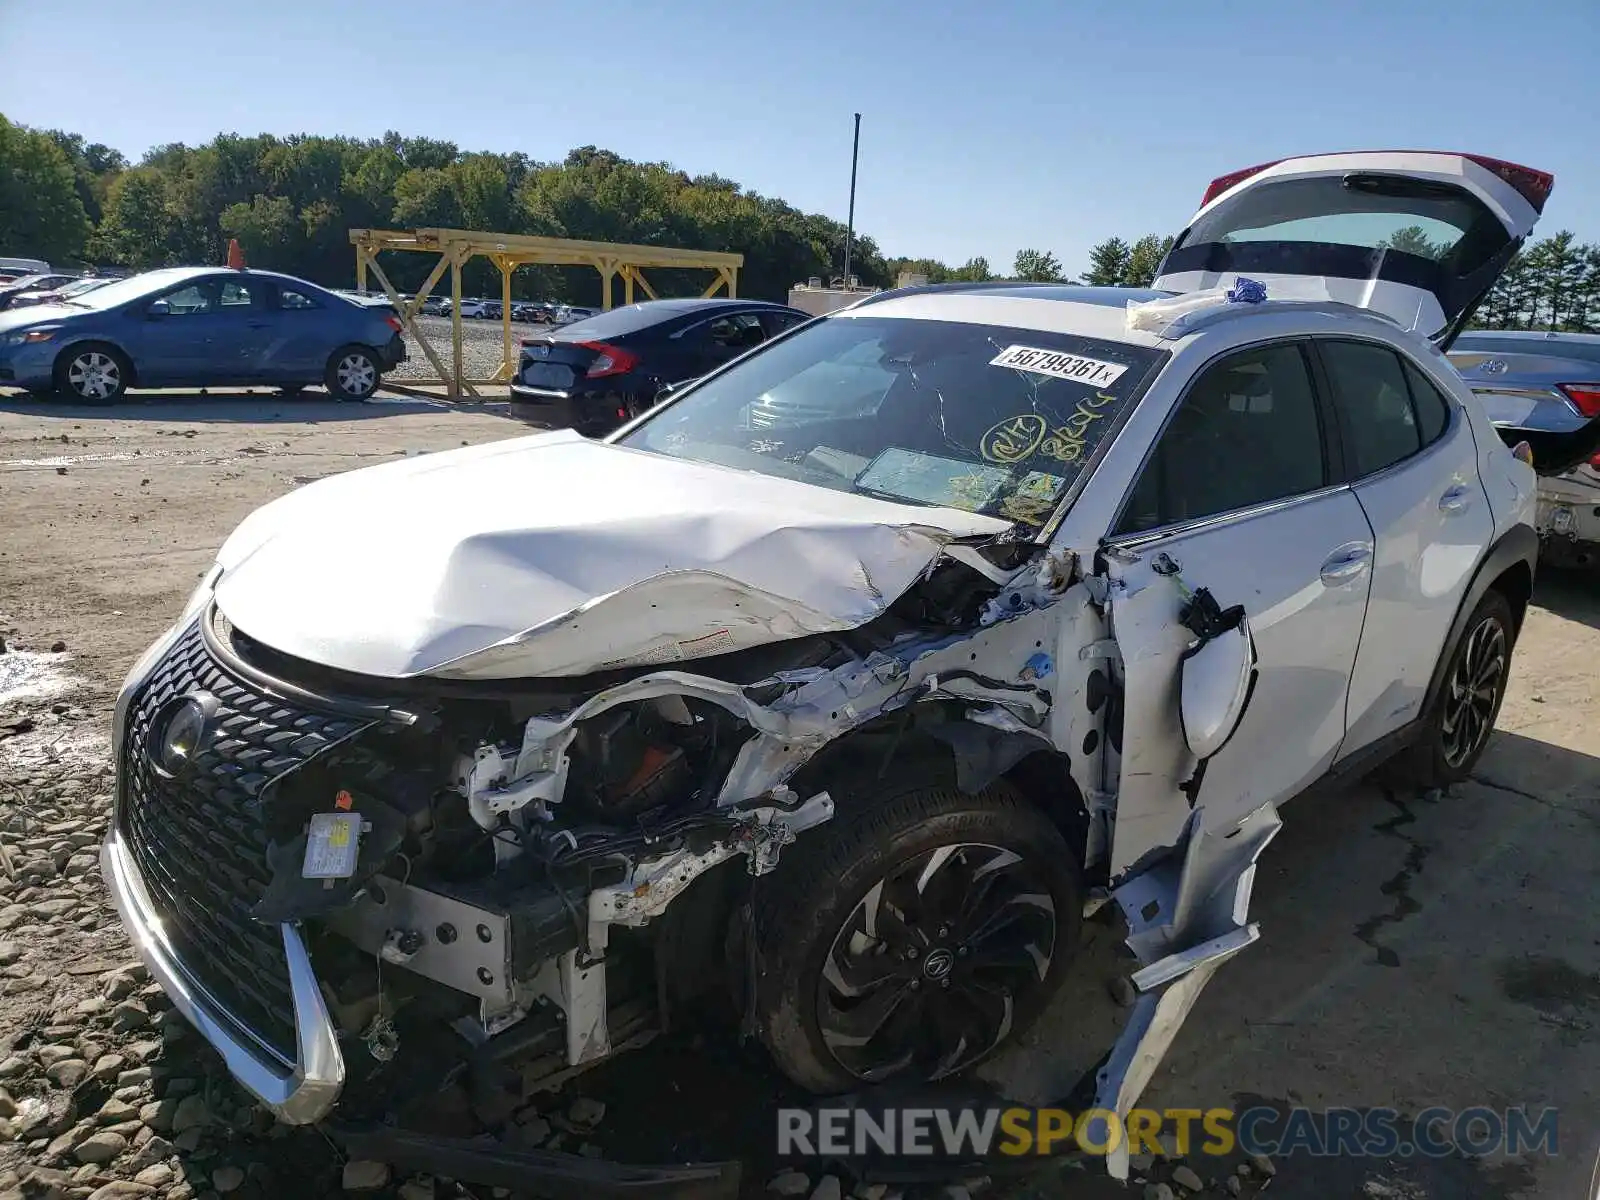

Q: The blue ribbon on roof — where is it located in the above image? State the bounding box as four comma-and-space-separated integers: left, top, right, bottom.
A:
1226, 277, 1268, 304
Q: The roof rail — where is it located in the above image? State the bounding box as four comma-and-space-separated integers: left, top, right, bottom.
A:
848, 280, 1088, 309
1128, 292, 1408, 340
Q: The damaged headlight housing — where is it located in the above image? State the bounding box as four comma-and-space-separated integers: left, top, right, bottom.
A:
111, 562, 223, 752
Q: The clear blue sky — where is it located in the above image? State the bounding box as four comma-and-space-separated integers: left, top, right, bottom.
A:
3, 0, 1594, 277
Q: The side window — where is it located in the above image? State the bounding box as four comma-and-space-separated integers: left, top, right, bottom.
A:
218, 280, 253, 308
707, 313, 767, 350
1320, 341, 1421, 476
762, 310, 809, 335
1117, 342, 1326, 535
1400, 359, 1453, 447
278, 287, 319, 310
158, 284, 213, 315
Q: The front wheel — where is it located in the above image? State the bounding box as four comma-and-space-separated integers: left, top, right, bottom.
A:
749, 776, 1081, 1093
1397, 588, 1516, 788
325, 346, 380, 401
54, 344, 130, 404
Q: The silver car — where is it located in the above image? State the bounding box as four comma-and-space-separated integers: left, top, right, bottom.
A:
100, 149, 1567, 1185
1449, 330, 1600, 568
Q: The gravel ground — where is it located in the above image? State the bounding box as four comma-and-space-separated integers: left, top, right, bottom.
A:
0, 392, 1597, 1200
391, 316, 553, 383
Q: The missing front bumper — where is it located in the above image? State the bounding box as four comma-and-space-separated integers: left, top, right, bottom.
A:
100, 825, 347, 1124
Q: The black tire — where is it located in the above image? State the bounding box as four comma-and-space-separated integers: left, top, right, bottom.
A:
53, 343, 130, 404
324, 345, 381, 401
749, 773, 1081, 1093
1394, 588, 1516, 788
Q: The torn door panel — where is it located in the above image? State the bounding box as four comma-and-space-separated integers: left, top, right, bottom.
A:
1092, 802, 1282, 1179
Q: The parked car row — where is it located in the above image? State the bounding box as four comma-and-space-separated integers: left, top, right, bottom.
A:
332, 290, 593, 325
0, 266, 407, 403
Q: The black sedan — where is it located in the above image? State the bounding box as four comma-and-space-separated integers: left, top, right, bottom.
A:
508, 298, 810, 435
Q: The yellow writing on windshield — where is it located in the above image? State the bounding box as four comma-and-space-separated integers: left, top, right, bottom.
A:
1040, 392, 1118, 464
981, 413, 1047, 464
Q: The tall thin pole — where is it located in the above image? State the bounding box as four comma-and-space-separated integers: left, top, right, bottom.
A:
843, 112, 861, 286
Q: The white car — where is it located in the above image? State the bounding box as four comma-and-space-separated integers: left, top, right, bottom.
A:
101, 150, 1573, 1181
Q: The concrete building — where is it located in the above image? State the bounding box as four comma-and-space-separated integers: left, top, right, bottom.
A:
787, 276, 881, 317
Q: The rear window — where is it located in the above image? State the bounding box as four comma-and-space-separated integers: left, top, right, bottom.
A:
620, 314, 1165, 528
556, 304, 699, 339
1183, 175, 1506, 271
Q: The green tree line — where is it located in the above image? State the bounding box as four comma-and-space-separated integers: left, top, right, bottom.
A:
4, 114, 1597, 328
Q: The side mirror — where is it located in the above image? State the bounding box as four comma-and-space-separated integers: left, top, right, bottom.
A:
147, 299, 171, 319
1180, 619, 1257, 761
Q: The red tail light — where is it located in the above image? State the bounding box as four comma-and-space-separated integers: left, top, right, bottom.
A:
580, 341, 638, 378
1201, 159, 1284, 206
1463, 154, 1554, 213
384, 314, 402, 333
1559, 383, 1600, 420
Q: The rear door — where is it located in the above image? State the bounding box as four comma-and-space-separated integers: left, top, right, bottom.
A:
675, 311, 771, 375
1316, 339, 1495, 755
1154, 151, 1553, 343
1102, 339, 1374, 875
207, 276, 273, 382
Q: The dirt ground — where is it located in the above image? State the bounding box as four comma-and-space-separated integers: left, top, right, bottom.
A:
1, 391, 1597, 1199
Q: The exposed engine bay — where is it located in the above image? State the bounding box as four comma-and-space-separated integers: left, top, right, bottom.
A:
171, 521, 1271, 1190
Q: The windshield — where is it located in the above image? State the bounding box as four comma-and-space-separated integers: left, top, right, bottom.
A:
618, 314, 1164, 528
64, 270, 194, 311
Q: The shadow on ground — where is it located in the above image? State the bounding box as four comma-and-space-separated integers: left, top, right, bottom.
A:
0, 389, 513, 424
1532, 563, 1600, 630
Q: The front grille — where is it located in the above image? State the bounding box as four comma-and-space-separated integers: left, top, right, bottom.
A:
119, 619, 371, 1065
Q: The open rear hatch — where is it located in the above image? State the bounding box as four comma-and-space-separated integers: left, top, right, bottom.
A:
1154, 150, 1553, 345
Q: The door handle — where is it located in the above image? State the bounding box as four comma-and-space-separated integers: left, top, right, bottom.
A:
1320, 542, 1373, 585
246, 321, 269, 329
1438, 484, 1474, 514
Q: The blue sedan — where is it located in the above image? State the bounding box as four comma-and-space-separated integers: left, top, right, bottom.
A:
0, 267, 407, 403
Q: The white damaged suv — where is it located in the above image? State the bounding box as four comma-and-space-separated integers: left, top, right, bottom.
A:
102, 151, 1589, 1179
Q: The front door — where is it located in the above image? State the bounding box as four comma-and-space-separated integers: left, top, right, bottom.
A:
206, 276, 272, 383
1316, 338, 1496, 755
1102, 339, 1374, 875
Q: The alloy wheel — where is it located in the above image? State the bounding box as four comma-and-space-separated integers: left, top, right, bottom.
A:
337, 353, 376, 397
816, 842, 1058, 1083
1440, 614, 1507, 768
68, 351, 120, 400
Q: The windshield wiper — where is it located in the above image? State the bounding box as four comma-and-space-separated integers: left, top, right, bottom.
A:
852, 483, 936, 509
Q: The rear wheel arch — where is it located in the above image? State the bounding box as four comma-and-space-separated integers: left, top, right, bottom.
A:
1488, 558, 1533, 634
1423, 522, 1538, 717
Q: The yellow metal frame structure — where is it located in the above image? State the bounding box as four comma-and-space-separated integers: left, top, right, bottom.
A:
350, 227, 743, 399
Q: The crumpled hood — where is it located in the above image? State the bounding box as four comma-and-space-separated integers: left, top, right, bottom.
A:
213, 429, 1010, 679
